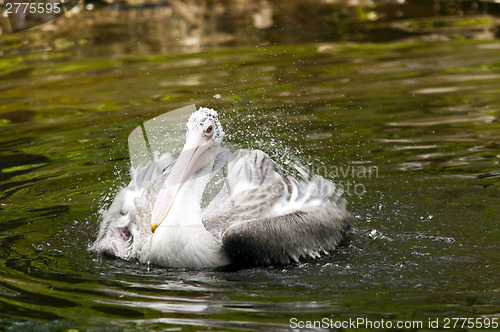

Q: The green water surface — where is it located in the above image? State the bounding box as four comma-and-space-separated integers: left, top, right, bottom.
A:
0, 2, 499, 331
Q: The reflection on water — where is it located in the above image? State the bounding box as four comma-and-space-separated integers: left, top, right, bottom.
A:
2, 0, 500, 55
1, 0, 499, 330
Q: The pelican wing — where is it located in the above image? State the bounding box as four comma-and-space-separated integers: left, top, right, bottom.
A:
90, 153, 174, 259
203, 149, 353, 266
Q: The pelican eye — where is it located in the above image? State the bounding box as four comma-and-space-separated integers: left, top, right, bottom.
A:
205, 124, 214, 136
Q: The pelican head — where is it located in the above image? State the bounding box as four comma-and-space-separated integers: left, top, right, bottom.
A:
185, 107, 224, 145
150, 108, 223, 233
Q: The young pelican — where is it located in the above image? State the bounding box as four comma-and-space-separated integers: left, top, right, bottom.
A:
91, 107, 353, 267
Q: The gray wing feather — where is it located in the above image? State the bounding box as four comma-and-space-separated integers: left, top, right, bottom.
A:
204, 149, 353, 266
90, 154, 174, 259
222, 206, 351, 266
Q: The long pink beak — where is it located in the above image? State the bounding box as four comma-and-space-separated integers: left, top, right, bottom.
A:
150, 132, 214, 233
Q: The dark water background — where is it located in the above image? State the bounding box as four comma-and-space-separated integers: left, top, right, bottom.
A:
0, 1, 499, 330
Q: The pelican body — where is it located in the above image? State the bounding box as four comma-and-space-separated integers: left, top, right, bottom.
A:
91, 107, 354, 267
